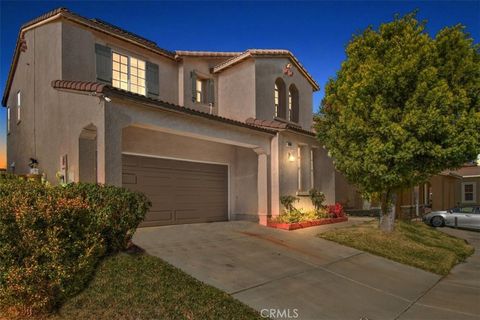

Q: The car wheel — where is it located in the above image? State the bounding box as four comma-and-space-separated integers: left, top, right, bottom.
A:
431, 216, 445, 227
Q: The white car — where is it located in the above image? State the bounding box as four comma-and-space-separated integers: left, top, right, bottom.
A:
423, 205, 480, 230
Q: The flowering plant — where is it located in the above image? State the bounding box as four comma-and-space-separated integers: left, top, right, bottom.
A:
328, 203, 346, 218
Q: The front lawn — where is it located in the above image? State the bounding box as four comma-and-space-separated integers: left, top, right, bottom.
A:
319, 220, 474, 275
50, 253, 261, 320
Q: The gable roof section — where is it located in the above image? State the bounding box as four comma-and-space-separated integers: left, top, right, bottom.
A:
452, 165, 480, 178
51, 80, 276, 135
2, 7, 176, 106
213, 49, 320, 91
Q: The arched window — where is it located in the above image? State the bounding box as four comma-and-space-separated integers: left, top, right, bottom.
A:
288, 84, 299, 123
274, 78, 286, 119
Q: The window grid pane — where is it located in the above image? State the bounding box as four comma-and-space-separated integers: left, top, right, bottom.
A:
112, 52, 146, 96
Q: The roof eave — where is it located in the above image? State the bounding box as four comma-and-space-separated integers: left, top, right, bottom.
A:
212, 52, 320, 91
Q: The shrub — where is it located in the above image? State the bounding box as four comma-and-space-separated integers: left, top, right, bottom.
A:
280, 195, 299, 213
309, 189, 326, 212
328, 203, 346, 218
274, 209, 318, 223
63, 183, 151, 253
0, 180, 151, 317
0, 179, 105, 316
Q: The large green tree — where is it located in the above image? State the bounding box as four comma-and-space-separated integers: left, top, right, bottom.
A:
315, 13, 480, 232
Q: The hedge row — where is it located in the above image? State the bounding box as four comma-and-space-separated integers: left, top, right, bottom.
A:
0, 178, 151, 317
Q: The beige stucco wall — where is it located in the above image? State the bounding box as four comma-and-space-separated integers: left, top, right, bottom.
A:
6, 21, 64, 177
217, 59, 256, 121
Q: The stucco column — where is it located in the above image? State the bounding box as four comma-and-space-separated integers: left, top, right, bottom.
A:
270, 135, 280, 218
101, 103, 129, 186
254, 148, 269, 225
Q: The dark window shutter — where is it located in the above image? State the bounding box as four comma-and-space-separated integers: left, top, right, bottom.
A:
207, 79, 215, 105
146, 62, 159, 98
95, 44, 112, 84
191, 71, 197, 102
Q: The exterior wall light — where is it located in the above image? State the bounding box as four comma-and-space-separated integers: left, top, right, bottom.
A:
288, 152, 296, 162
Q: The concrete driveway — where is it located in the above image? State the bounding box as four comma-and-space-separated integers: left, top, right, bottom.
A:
133, 219, 479, 320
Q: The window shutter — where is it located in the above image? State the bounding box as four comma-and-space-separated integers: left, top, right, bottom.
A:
95, 44, 112, 84
191, 71, 197, 102
146, 62, 159, 98
207, 79, 215, 105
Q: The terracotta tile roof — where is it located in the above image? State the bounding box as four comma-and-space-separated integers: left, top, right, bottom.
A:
51, 80, 106, 93
51, 80, 276, 135
213, 49, 320, 91
175, 51, 243, 58
245, 118, 316, 136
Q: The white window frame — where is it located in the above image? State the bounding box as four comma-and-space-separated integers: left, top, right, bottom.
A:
112, 52, 146, 96
462, 182, 476, 203
7, 106, 10, 134
16, 91, 21, 124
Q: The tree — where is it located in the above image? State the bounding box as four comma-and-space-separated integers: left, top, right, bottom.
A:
315, 13, 480, 232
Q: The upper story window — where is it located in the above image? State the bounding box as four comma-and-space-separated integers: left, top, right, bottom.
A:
7, 107, 10, 134
16, 91, 21, 123
112, 52, 146, 95
274, 78, 286, 119
196, 79, 205, 103
288, 84, 299, 123
191, 71, 214, 105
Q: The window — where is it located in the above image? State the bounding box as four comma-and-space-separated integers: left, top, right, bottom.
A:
274, 84, 279, 117
288, 84, 299, 122
288, 90, 292, 120
17, 91, 21, 123
462, 182, 476, 203
7, 107, 10, 134
297, 145, 311, 192
274, 78, 286, 119
196, 79, 205, 103
112, 52, 146, 95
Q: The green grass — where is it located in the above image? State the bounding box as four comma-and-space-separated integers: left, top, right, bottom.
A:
319, 220, 474, 275
49, 253, 261, 320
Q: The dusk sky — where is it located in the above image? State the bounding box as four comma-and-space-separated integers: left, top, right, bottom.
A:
0, 1, 479, 169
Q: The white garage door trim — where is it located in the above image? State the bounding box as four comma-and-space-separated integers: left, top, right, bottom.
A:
122, 151, 231, 221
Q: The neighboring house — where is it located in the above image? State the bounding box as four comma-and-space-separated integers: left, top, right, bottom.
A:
340, 164, 480, 216
2, 8, 336, 226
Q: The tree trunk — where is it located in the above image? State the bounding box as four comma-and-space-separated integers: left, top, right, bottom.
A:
379, 191, 396, 233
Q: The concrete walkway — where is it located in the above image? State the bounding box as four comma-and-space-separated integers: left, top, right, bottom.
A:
133, 218, 479, 320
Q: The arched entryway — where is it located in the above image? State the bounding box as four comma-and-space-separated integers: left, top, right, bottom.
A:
79, 124, 97, 183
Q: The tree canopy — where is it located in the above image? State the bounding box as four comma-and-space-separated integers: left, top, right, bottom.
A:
315, 13, 480, 230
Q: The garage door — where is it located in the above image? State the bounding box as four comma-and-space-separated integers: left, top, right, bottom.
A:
122, 154, 228, 227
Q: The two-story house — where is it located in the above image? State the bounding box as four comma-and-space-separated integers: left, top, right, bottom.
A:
2, 8, 336, 226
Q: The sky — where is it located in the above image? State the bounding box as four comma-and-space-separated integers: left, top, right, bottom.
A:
0, 1, 479, 169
